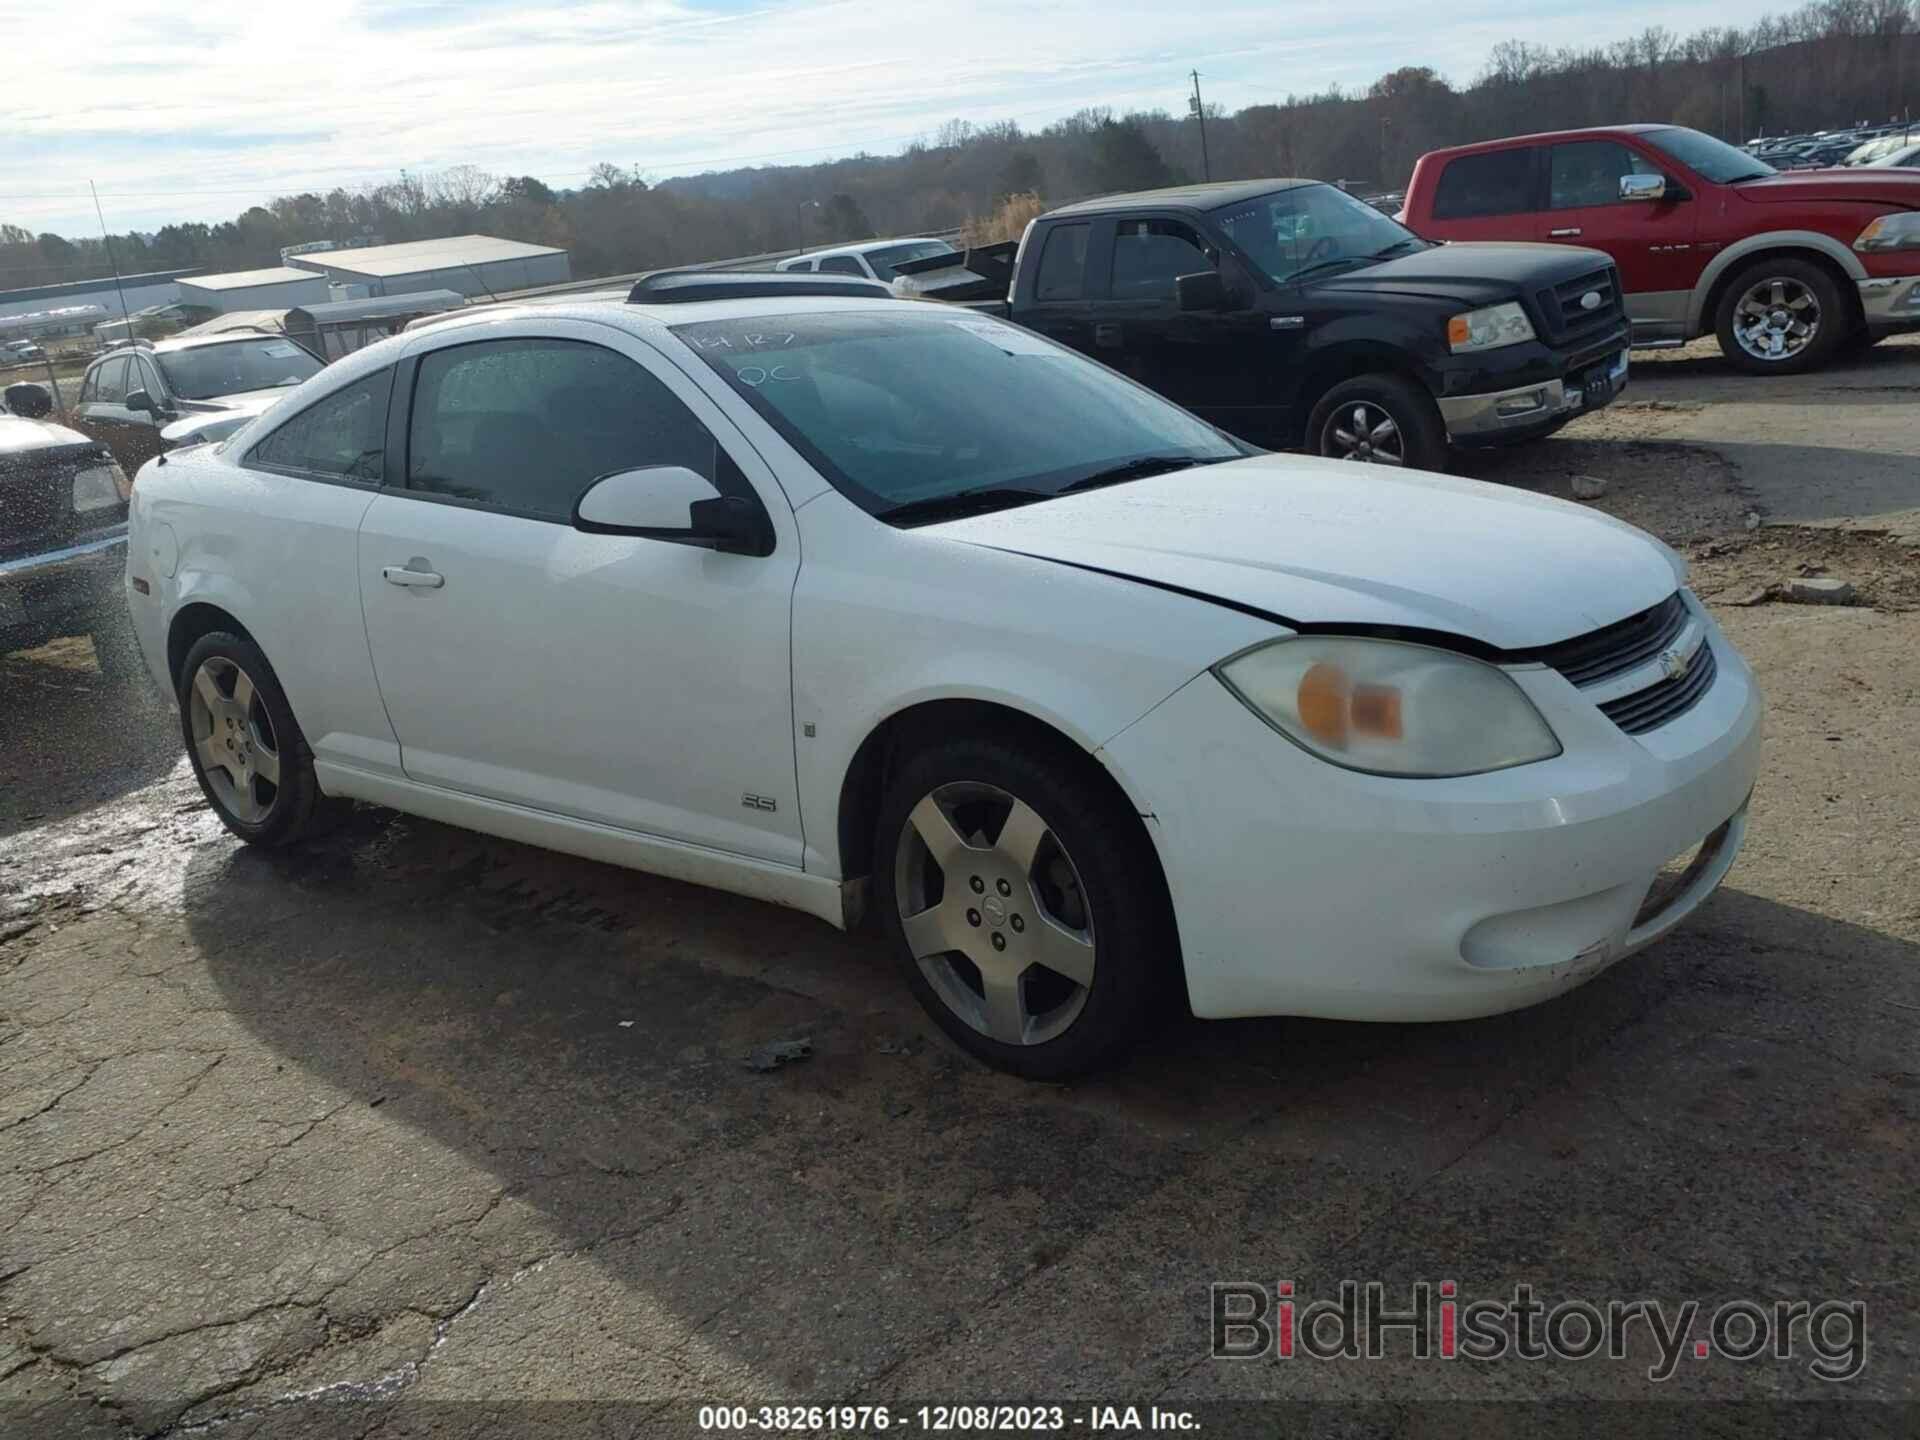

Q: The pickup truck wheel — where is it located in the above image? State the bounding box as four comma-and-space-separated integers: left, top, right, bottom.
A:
874, 737, 1173, 1079
1309, 375, 1447, 473
177, 632, 327, 847
1715, 260, 1844, 374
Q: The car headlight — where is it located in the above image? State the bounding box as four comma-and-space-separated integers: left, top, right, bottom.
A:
1853, 212, 1920, 252
1214, 637, 1562, 778
1446, 301, 1536, 354
71, 461, 127, 514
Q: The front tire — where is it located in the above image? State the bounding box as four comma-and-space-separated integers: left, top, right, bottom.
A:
1714, 258, 1845, 374
1308, 374, 1448, 473
177, 631, 328, 846
873, 735, 1175, 1079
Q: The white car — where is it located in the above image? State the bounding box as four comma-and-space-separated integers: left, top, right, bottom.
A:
774, 237, 956, 283
124, 275, 1762, 1078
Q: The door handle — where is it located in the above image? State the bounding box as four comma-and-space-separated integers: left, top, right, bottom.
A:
1093, 322, 1122, 347
382, 562, 444, 589
1548, 227, 1583, 238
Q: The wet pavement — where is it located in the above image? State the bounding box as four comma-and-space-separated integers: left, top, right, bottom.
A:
3, 369, 1919, 1436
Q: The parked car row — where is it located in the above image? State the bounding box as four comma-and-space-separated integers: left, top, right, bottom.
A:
120, 268, 1760, 1078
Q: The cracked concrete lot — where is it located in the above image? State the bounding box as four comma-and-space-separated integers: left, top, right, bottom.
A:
2, 340, 1918, 1438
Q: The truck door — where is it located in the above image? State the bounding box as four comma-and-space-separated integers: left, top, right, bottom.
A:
1536, 138, 1699, 343
1015, 220, 1098, 357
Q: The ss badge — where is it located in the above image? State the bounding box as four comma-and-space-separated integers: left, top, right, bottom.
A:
741, 793, 778, 812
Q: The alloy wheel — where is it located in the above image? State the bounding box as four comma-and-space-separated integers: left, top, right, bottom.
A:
1733, 276, 1821, 362
187, 657, 282, 824
1322, 403, 1405, 465
893, 782, 1096, 1046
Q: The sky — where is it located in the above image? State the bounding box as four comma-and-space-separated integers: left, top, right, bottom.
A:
3, 0, 1790, 242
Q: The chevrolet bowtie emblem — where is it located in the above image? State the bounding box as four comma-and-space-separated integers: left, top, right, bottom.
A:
1659, 647, 1692, 682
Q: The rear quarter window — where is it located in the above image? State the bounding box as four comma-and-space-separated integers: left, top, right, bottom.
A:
1033, 222, 1091, 301
1432, 149, 1540, 220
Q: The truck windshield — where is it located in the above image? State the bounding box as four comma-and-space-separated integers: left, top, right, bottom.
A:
1643, 127, 1777, 183
674, 310, 1246, 521
155, 339, 322, 400
1213, 184, 1422, 287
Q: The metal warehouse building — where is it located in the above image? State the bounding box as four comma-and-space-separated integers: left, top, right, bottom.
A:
0, 268, 200, 328
176, 266, 332, 314
284, 234, 570, 299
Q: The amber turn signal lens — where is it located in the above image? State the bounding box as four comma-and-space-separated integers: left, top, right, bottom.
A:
1446, 315, 1472, 347
1296, 661, 1350, 746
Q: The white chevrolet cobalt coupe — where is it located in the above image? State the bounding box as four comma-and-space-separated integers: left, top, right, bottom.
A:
125, 272, 1761, 1078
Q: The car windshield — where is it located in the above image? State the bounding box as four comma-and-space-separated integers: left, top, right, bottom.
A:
1644, 126, 1778, 183
1213, 184, 1423, 287
862, 240, 957, 280
154, 338, 321, 400
673, 310, 1246, 520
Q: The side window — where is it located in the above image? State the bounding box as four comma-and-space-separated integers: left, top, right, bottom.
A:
78, 366, 98, 405
817, 255, 865, 276
1432, 149, 1539, 220
1109, 219, 1212, 301
131, 357, 163, 402
248, 367, 394, 481
1033, 222, 1090, 301
1549, 141, 1662, 210
94, 356, 129, 404
406, 338, 719, 520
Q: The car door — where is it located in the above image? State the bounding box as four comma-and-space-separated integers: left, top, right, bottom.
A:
1015, 219, 1098, 357
1099, 214, 1269, 438
356, 321, 805, 864
72, 354, 130, 456
115, 354, 170, 473
1537, 138, 1699, 337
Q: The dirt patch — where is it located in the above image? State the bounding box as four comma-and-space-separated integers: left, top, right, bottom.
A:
1456, 437, 1753, 543
1689, 527, 1920, 613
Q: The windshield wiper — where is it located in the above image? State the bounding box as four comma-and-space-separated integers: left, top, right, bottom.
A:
1056, 454, 1227, 495
1368, 237, 1426, 259
1282, 254, 1377, 285
879, 486, 1054, 525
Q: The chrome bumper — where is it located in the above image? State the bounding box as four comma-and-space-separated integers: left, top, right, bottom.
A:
1857, 275, 1920, 326
1440, 350, 1628, 439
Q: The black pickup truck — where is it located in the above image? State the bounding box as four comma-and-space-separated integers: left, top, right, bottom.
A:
971, 179, 1630, 471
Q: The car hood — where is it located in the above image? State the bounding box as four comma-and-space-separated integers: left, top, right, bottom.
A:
1732, 168, 1920, 205
920, 456, 1680, 651
1312, 241, 1613, 307
161, 390, 288, 446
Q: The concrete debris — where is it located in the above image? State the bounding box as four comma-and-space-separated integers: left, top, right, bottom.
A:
745, 1036, 814, 1072
1785, 577, 1857, 605
1570, 474, 1608, 499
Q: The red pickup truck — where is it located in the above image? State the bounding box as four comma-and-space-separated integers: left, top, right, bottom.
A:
1403, 124, 1920, 373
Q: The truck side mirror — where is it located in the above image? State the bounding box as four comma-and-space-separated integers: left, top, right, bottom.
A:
1619, 173, 1668, 203
1176, 270, 1230, 312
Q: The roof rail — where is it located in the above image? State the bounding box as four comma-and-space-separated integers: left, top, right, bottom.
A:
626, 270, 893, 305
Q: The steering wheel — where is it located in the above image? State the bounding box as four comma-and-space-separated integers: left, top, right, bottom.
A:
1304, 235, 1338, 264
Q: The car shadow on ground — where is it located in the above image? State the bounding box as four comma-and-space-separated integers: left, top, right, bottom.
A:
181, 805, 1919, 1408
0, 639, 176, 838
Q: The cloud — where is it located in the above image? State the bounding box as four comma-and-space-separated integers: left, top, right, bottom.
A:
1, 0, 1788, 239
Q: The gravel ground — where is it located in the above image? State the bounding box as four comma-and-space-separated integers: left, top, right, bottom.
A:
2, 342, 1917, 1438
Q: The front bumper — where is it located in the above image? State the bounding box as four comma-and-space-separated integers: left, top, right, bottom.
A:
0, 530, 127, 652
1857, 274, 1920, 329
1440, 348, 1628, 440
1100, 595, 1761, 1022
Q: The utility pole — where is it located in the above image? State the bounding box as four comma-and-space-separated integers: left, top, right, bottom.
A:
1188, 70, 1211, 181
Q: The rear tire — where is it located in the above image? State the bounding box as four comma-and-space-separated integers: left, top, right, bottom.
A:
176, 631, 328, 847
1308, 373, 1448, 473
1714, 258, 1846, 374
873, 734, 1176, 1079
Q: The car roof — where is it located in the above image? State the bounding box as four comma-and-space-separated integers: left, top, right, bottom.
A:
88, 332, 297, 368
788, 237, 950, 261
1044, 179, 1314, 218
1418, 123, 1682, 161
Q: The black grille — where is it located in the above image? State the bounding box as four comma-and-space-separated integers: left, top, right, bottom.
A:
1531, 592, 1688, 688
1600, 641, 1718, 735
1538, 265, 1623, 343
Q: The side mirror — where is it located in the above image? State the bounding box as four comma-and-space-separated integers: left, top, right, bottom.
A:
4, 381, 52, 419
124, 389, 155, 414
573, 465, 769, 555
1176, 270, 1230, 312
1619, 173, 1668, 203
